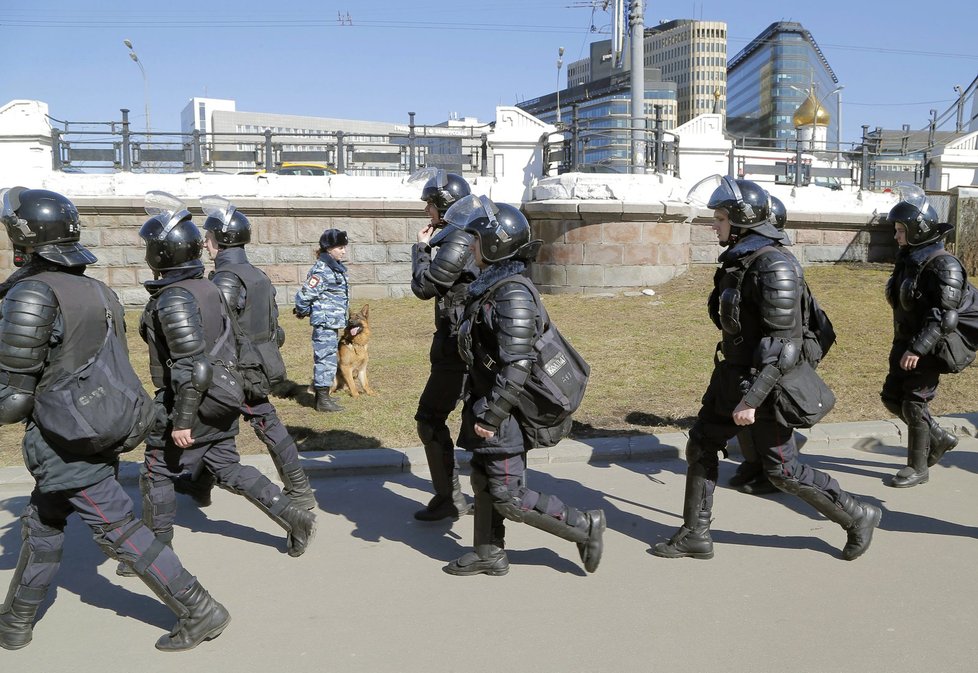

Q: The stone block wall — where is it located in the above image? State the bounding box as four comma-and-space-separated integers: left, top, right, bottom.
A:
525, 201, 691, 294
0, 196, 899, 306
0, 197, 430, 306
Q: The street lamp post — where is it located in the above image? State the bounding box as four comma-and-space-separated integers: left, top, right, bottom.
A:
556, 46, 565, 124
123, 39, 151, 136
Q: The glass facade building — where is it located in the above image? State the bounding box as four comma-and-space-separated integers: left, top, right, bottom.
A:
726, 22, 839, 148
518, 70, 677, 171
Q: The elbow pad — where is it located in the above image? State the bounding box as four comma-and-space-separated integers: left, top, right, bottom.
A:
0, 391, 35, 425
719, 287, 742, 334
172, 360, 213, 430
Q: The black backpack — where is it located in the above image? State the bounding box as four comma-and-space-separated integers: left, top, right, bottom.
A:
217, 293, 278, 403
32, 282, 155, 456
466, 275, 590, 447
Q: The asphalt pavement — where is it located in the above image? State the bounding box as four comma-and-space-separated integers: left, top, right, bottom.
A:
1, 415, 977, 673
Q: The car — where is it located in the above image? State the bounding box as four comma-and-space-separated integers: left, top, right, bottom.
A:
275, 162, 337, 176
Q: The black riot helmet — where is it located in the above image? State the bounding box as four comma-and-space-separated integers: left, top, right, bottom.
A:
421, 169, 471, 217
201, 195, 251, 247
706, 177, 772, 226
687, 175, 781, 243
139, 191, 203, 271
0, 187, 97, 267
888, 183, 950, 247
769, 196, 787, 230
446, 194, 540, 264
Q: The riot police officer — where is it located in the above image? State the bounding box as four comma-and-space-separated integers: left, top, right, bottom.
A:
653, 177, 880, 561
444, 195, 605, 576
127, 191, 316, 566
182, 195, 315, 510
410, 170, 476, 520
881, 187, 968, 486
0, 187, 229, 651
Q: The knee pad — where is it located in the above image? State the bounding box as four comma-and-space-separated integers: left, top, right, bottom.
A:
416, 418, 450, 447
489, 483, 527, 523
766, 472, 797, 494
902, 400, 927, 427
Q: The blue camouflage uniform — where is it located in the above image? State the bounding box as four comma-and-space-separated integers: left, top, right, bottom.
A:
295, 252, 349, 389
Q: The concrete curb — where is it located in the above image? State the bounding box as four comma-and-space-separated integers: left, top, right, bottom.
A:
2, 413, 977, 487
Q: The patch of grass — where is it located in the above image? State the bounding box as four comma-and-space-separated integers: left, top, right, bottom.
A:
2, 263, 976, 467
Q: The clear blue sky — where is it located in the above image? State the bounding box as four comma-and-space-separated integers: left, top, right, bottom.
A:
1, 0, 976, 144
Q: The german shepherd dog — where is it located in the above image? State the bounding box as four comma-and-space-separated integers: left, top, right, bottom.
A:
330, 304, 376, 398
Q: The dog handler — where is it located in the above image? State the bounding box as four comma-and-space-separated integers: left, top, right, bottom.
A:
295, 229, 350, 413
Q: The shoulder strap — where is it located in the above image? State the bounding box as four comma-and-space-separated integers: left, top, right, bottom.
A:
734, 245, 780, 292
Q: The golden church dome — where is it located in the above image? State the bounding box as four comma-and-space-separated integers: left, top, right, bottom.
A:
792, 92, 831, 127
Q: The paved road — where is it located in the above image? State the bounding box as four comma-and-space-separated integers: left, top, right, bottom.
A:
1, 422, 977, 673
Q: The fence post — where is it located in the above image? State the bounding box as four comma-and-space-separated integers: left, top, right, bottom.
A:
336, 131, 346, 174
860, 125, 869, 191
120, 108, 132, 172
794, 139, 802, 187
51, 128, 63, 171
480, 132, 488, 177
571, 104, 580, 172
192, 130, 203, 172
653, 104, 664, 174
408, 112, 417, 173
264, 129, 274, 170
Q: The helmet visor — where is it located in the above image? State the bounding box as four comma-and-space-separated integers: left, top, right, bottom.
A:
200, 194, 235, 230
686, 174, 725, 208
144, 191, 191, 239
892, 182, 930, 222
444, 194, 496, 229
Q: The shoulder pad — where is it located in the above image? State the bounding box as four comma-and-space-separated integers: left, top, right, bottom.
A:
491, 281, 539, 345
211, 270, 245, 312
929, 254, 966, 288
156, 287, 206, 359
0, 280, 59, 373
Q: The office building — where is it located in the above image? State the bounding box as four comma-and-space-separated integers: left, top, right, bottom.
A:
726, 21, 840, 148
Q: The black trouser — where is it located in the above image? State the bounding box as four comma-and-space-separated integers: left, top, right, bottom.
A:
10, 475, 192, 607
689, 363, 845, 511
243, 397, 301, 472
470, 451, 573, 545
415, 333, 467, 497
141, 436, 282, 538
880, 341, 941, 419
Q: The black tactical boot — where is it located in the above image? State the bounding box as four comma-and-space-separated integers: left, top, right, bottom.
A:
272, 454, 316, 511
794, 487, 881, 561
653, 463, 714, 559
739, 471, 779, 496
415, 477, 472, 521
652, 508, 714, 559
173, 469, 216, 508
443, 545, 510, 576
155, 580, 231, 652
728, 459, 762, 488
518, 506, 608, 573
838, 493, 882, 561
927, 421, 959, 467
575, 509, 606, 573
315, 388, 342, 412
0, 599, 39, 651
280, 503, 317, 557
891, 416, 929, 488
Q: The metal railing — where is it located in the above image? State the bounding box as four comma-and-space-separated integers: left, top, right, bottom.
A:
48, 109, 492, 177
542, 103, 680, 176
